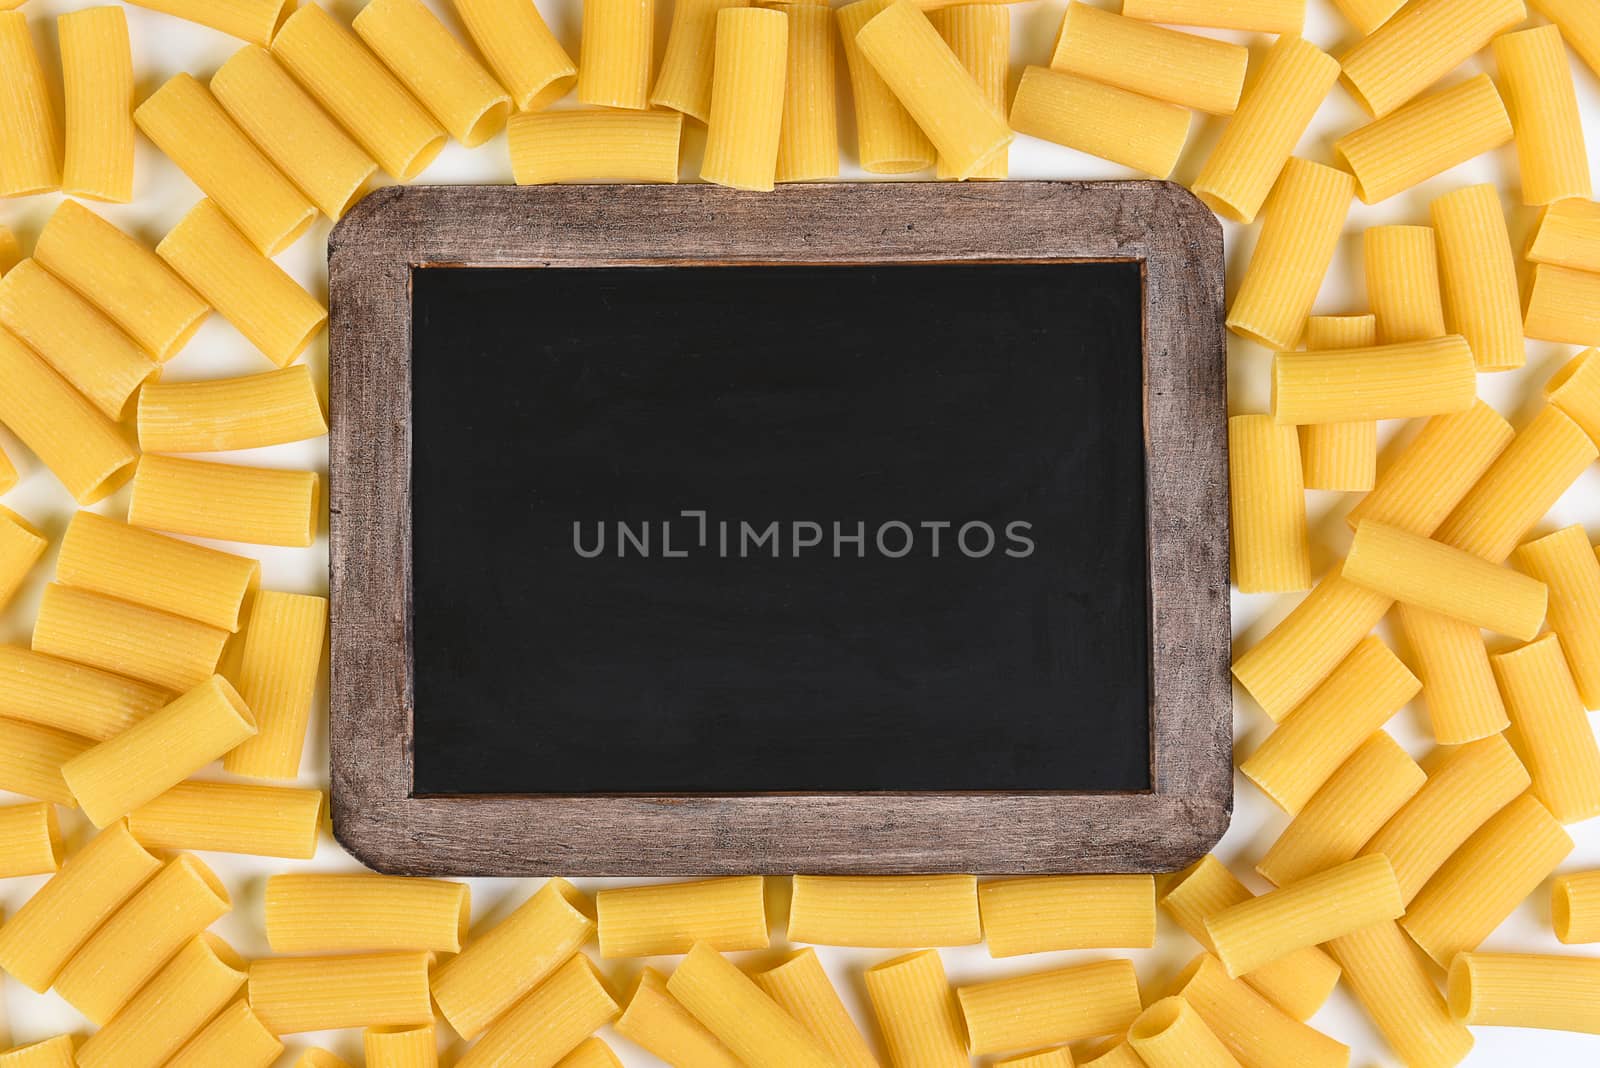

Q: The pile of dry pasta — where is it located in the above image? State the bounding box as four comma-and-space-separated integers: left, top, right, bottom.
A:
3, 0, 1600, 1063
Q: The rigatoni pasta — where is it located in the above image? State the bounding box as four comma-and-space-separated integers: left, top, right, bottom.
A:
1334, 74, 1511, 203
1554, 870, 1600, 943
156, 198, 327, 367
223, 590, 328, 779
1127, 997, 1237, 1068
775, 3, 839, 182
1365, 225, 1447, 343
1339, 0, 1526, 117
0, 717, 85, 807
211, 45, 378, 222
32, 582, 229, 692
365, 1026, 438, 1068
353, 0, 511, 147
558, 1040, 622, 1068
1546, 347, 1600, 445
32, 200, 207, 363
615, 967, 743, 1068
249, 952, 435, 1034
1345, 400, 1514, 534
1165, 951, 1349, 1068
750, 948, 878, 1068
1431, 182, 1524, 371
138, 366, 327, 453
957, 959, 1143, 1053
1299, 314, 1378, 492
452, 0, 576, 111
1331, 0, 1406, 34
124, 0, 291, 45
0, 645, 168, 742
0, 506, 46, 612
578, 0, 654, 109
1192, 35, 1339, 223
1051, 3, 1247, 115
598, 875, 768, 957
1490, 634, 1600, 823
0, 11, 61, 196
167, 1001, 282, 1068
864, 950, 968, 1068
271, 3, 447, 180
838, 0, 935, 173
0, 802, 62, 878
1324, 920, 1475, 1068
0, 1039, 76, 1068
701, 8, 788, 191
129, 454, 320, 548
980, 875, 1155, 955
1009, 66, 1189, 178
1513, 525, 1600, 705
1396, 603, 1509, 743
1119, 0, 1304, 32
1448, 952, 1600, 1033
58, 5, 134, 202
75, 933, 247, 1068
128, 781, 323, 859
1493, 24, 1591, 205
789, 874, 979, 947
509, 110, 683, 184
666, 943, 836, 1068
1525, 263, 1600, 345
1232, 424, 1316, 591
456, 953, 620, 1068
265, 873, 468, 954
1526, 198, 1600, 272
1271, 335, 1476, 424
652, 0, 748, 122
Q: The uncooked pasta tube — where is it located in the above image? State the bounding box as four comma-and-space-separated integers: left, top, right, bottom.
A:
1554, 870, 1600, 943
979, 875, 1155, 955
265, 873, 469, 954
0, 1039, 76, 1068
1525, 263, 1600, 345
789, 874, 980, 947
775, 3, 840, 181
138, 366, 327, 453
615, 967, 742, 1068
452, 0, 575, 111
667, 943, 835, 1068
578, 0, 654, 108
508, 110, 682, 184
1331, 0, 1406, 34
353, 0, 511, 147
1165, 951, 1349, 1068
1448, 952, 1600, 1033
0, 507, 45, 612
1530, 0, 1600, 75
598, 875, 768, 957
365, 1027, 438, 1068
0, 718, 89, 806
128, 781, 323, 858
1120, 0, 1303, 32
1127, 998, 1237, 1068
1299, 315, 1377, 492
1401, 793, 1573, 966
1325, 920, 1474, 1068
1434, 405, 1597, 562
1489, 634, 1600, 823
1334, 74, 1511, 203
1339, 0, 1526, 117
838, 0, 935, 173
929, 5, 1005, 180
1009, 66, 1188, 179
221, 590, 328, 779
128, 453, 320, 548
1527, 199, 1600, 272
1227, 158, 1353, 349
1546, 347, 1600, 445
167, 1001, 282, 1067
249, 952, 435, 1033
1431, 182, 1524, 371
701, 8, 788, 191
864, 950, 968, 1068
0, 802, 61, 879
75, 933, 247, 1068
558, 1040, 622, 1068
1271, 335, 1476, 424
1396, 603, 1508, 743
1192, 35, 1339, 223
652, 0, 748, 122
457, 954, 619, 1068
32, 582, 229, 692
1493, 24, 1590, 205
125, 0, 291, 44
1513, 524, 1600, 706
1228, 415, 1310, 593
0, 11, 61, 196
749, 948, 877, 1068
1345, 400, 1513, 534
0, 645, 168, 742
993, 1049, 1074, 1068
1050, 3, 1248, 115
58, 5, 135, 202
957, 959, 1143, 1053
1365, 225, 1446, 343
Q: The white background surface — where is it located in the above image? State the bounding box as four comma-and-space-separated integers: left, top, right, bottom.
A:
2, 0, 1599, 1063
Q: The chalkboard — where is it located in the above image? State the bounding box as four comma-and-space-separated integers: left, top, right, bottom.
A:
328, 182, 1231, 875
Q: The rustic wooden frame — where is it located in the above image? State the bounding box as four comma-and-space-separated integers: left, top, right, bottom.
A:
327, 181, 1230, 876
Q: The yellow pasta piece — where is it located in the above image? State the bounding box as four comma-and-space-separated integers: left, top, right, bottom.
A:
1525, 262, 1600, 345
211, 45, 378, 221
1345, 520, 1547, 638
58, 512, 259, 631
265, 873, 468, 953
616, 966, 742, 1068
62, 675, 256, 827
366, 1026, 437, 1068
993, 1049, 1073, 1068
33, 202, 207, 363
1437, 405, 1598, 562
1256, 732, 1424, 887
1490, 634, 1600, 823
979, 875, 1153, 956
1396, 604, 1508, 744
0, 820, 159, 990
1346, 400, 1514, 535
750, 948, 878, 1068
958, 959, 1142, 1054
1298, 314, 1378, 492
1334, 74, 1511, 204
789, 874, 978, 947
0, 802, 62, 878
32, 583, 229, 693
1514, 525, 1600, 706
1240, 636, 1420, 814
1364, 225, 1446, 343
1165, 952, 1349, 1068
1531, 0, 1600, 73
76, 933, 247, 1068
135, 74, 314, 255
353, 0, 510, 148
597, 875, 768, 957
0, 645, 168, 742
857, 0, 1011, 183
838, 0, 935, 173
249, 952, 434, 1033
1554, 870, 1600, 943
1192, 35, 1339, 224
294, 1051, 354, 1068
0, 11, 60, 196
578, 0, 654, 109
1325, 920, 1474, 1068
700, 9, 787, 191
1330, 0, 1405, 34
58, 6, 134, 202
775, 3, 839, 181
0, 506, 45, 612
1547, 347, 1600, 446
1228, 158, 1353, 349
1078, 1043, 1142, 1068
128, 780, 322, 858
1051, 3, 1246, 115
1126, 997, 1237, 1068
167, 1000, 282, 1068
156, 198, 327, 367
222, 590, 328, 778
432, 878, 594, 1037
557, 1039, 623, 1068
452, 0, 576, 111
1010, 66, 1188, 178
125, 0, 291, 44
1403, 792, 1572, 965
1526, 198, 1600, 272
0, 1039, 75, 1068
1431, 182, 1524, 371
138, 366, 326, 454
54, 853, 231, 1024
509, 110, 682, 184
0, 260, 157, 421
863, 950, 968, 1068
1230, 570, 1394, 722
1449, 952, 1600, 1033
272, 4, 447, 180
0, 716, 88, 806
1119, 0, 1303, 31
1340, 0, 1525, 117
1159, 856, 1342, 1021
1494, 24, 1590, 204
666, 943, 835, 1068
1205, 854, 1404, 978
0, 225, 17, 275
457, 953, 620, 1068
129, 454, 320, 548
1271, 334, 1476, 424
651, 0, 749, 122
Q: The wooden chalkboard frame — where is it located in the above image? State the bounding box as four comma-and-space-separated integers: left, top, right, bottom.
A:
327, 181, 1230, 876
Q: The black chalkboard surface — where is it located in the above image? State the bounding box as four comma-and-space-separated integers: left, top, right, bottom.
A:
409, 263, 1150, 794
327, 182, 1230, 875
